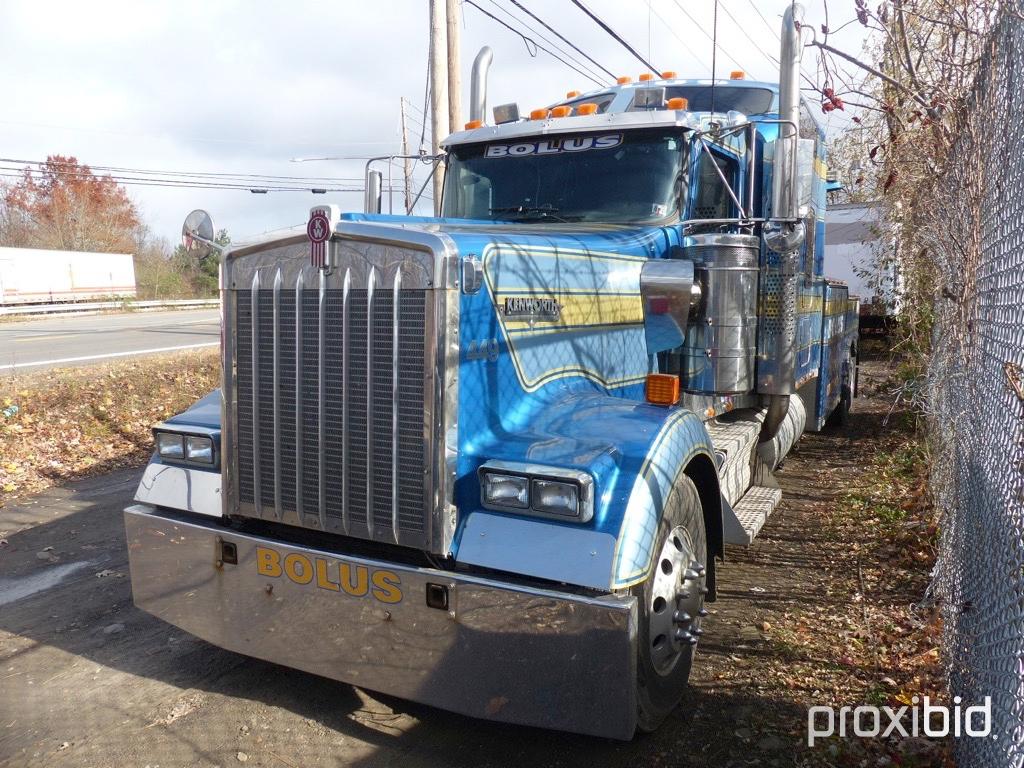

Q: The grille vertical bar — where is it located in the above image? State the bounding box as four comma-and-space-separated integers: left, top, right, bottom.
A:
250, 271, 262, 518
340, 268, 350, 534
391, 269, 401, 543
318, 269, 327, 527
365, 267, 376, 536
294, 270, 306, 524
272, 268, 283, 521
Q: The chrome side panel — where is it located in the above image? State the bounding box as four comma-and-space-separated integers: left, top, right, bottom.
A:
133, 465, 222, 518
125, 505, 637, 740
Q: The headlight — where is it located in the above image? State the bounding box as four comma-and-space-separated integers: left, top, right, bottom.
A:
478, 461, 594, 522
156, 432, 185, 460
532, 479, 579, 517
185, 435, 214, 464
482, 473, 530, 508
154, 429, 217, 467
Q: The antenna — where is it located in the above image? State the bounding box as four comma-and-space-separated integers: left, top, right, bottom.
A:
710, 0, 719, 117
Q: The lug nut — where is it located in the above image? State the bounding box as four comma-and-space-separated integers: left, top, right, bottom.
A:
677, 591, 690, 600
683, 568, 700, 580
673, 610, 691, 624
675, 629, 698, 645
698, 608, 709, 617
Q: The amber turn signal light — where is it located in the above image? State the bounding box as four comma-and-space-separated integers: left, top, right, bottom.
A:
730, 70, 745, 79
667, 97, 689, 110
576, 102, 599, 115
529, 108, 550, 120
661, 70, 677, 79
646, 374, 680, 406
638, 73, 654, 81
464, 119, 483, 129
550, 105, 572, 118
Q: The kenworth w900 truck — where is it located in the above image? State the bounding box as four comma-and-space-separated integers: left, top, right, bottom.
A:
124, 5, 858, 738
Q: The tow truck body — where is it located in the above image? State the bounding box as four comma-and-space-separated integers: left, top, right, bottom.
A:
124, 5, 857, 739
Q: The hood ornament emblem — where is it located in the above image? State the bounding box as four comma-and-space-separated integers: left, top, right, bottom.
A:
307, 205, 339, 271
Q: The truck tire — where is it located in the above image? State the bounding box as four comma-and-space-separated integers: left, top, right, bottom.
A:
632, 473, 707, 732
827, 385, 852, 429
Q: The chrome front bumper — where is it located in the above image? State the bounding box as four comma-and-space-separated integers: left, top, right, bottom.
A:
124, 505, 638, 739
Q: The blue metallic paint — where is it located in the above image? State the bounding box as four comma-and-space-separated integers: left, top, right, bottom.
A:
148, 90, 846, 594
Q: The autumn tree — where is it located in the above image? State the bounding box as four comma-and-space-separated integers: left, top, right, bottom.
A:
0, 155, 143, 253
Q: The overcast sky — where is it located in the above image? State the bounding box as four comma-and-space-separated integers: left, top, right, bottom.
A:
0, 1, 865, 248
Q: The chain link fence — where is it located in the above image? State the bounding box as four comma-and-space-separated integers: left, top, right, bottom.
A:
927, 6, 1024, 765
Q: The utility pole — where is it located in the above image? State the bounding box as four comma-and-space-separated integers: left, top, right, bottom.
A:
399, 97, 413, 214
428, 0, 448, 216
446, 0, 462, 134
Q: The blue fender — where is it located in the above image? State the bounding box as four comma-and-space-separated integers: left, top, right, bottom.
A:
452, 391, 721, 592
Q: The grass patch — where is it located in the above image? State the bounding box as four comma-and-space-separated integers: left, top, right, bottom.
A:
0, 349, 218, 507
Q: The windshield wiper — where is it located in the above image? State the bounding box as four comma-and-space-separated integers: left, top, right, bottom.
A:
489, 204, 569, 222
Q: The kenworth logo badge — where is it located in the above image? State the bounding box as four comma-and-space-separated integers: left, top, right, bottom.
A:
484, 134, 622, 158
502, 296, 563, 321
307, 206, 334, 270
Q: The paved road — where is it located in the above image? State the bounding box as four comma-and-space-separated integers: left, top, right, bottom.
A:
0, 309, 219, 371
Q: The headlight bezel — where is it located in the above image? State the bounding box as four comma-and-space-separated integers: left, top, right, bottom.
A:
153, 426, 219, 468
478, 460, 594, 522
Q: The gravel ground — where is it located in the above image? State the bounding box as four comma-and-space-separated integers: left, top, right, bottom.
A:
0, 360, 934, 767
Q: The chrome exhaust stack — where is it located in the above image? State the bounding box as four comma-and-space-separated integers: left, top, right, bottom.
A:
760, 2, 806, 441
469, 46, 494, 123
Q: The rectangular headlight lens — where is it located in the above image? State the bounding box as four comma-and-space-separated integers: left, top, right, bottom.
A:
185, 435, 214, 464
482, 473, 530, 508
156, 432, 185, 460
532, 479, 580, 517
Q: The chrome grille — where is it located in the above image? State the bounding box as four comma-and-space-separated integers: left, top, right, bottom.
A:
234, 272, 429, 547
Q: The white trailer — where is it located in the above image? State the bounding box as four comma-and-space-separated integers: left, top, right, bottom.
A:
824, 202, 897, 336
0, 247, 136, 305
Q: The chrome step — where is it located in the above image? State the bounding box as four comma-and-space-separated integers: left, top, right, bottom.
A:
722, 485, 783, 545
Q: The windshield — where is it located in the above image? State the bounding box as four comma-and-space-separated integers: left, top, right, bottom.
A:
656, 86, 774, 114
442, 130, 687, 223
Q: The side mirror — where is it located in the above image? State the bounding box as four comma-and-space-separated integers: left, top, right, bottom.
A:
182, 209, 223, 258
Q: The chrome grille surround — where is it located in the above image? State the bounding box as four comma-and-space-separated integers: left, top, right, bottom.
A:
220, 222, 459, 555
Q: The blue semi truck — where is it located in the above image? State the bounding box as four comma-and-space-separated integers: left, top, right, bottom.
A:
124, 4, 857, 739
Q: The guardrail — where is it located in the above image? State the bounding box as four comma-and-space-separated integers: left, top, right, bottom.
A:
0, 298, 220, 317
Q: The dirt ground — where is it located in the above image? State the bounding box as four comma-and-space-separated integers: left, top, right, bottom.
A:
0, 359, 941, 768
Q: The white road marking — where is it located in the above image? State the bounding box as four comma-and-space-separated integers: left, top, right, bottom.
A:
4, 342, 219, 370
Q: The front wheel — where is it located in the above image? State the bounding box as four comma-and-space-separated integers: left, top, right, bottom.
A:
632, 473, 707, 732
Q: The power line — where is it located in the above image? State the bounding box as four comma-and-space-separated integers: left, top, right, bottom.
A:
570, 0, 660, 74
0, 157, 366, 185
643, 0, 709, 71
506, 0, 616, 79
746, 0, 781, 42
0, 171, 374, 193
0, 161, 384, 194
669, 0, 753, 74
718, 0, 779, 70
485, 0, 607, 84
464, 0, 605, 87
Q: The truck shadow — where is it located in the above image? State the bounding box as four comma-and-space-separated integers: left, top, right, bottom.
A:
0, 477, 814, 766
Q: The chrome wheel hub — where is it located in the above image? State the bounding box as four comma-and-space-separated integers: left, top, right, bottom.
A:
648, 525, 705, 675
